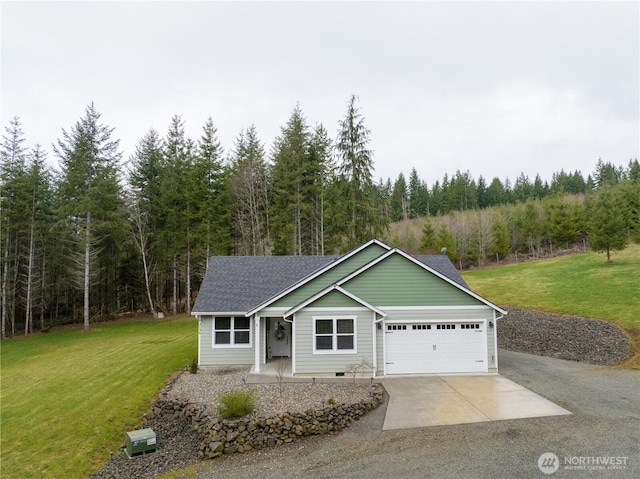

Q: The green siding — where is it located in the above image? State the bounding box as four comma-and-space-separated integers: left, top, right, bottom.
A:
343, 253, 482, 307
270, 243, 388, 308
307, 289, 363, 308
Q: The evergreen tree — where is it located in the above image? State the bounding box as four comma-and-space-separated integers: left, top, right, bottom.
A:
485, 177, 506, 207
1, 117, 29, 338
160, 115, 194, 314
270, 105, 311, 255
587, 185, 628, 262
532, 174, 547, 199
230, 125, 270, 255
618, 180, 640, 242
306, 123, 334, 255
419, 218, 437, 253
54, 103, 123, 331
491, 213, 511, 259
513, 172, 532, 203
626, 159, 640, 184
408, 168, 428, 217
389, 173, 409, 221
196, 116, 231, 258
543, 195, 584, 248
429, 180, 443, 215
519, 200, 546, 256
476, 175, 488, 209
22, 145, 53, 333
335, 95, 386, 248
128, 129, 165, 315
436, 223, 457, 262
593, 159, 622, 188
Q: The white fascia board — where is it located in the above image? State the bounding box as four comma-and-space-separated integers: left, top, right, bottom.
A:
194, 311, 246, 317
283, 284, 387, 319
246, 239, 392, 317
337, 248, 508, 316
335, 286, 386, 317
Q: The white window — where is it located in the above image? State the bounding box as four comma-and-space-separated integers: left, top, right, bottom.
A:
213, 316, 251, 348
313, 316, 356, 354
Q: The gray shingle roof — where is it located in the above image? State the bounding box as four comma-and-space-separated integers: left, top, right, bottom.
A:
192, 251, 469, 314
192, 256, 338, 313
414, 255, 469, 288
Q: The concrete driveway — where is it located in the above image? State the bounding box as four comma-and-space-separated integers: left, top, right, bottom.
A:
382, 374, 570, 430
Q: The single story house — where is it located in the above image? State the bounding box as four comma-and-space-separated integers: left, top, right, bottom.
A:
192, 239, 507, 377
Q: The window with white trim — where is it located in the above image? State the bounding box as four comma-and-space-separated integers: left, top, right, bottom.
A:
313, 316, 356, 353
213, 316, 251, 347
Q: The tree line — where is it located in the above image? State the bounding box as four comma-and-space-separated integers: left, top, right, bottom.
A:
1, 96, 638, 337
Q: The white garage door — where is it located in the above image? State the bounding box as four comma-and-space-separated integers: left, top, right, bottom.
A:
385, 322, 487, 374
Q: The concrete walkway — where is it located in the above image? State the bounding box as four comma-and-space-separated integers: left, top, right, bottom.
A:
381, 374, 570, 430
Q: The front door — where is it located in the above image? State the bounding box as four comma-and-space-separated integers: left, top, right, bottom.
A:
269, 319, 291, 358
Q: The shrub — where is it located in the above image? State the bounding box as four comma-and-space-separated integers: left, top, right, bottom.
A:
189, 357, 198, 374
217, 390, 256, 419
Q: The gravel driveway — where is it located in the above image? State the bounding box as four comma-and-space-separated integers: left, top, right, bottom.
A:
195, 350, 639, 479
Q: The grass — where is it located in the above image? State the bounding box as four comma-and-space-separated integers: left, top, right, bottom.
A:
217, 389, 256, 419
0, 316, 197, 479
463, 243, 640, 368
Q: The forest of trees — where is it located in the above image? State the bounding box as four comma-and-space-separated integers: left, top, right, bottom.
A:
1, 96, 639, 337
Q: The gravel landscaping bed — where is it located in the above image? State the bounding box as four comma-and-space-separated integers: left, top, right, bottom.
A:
498, 307, 632, 365
92, 367, 376, 479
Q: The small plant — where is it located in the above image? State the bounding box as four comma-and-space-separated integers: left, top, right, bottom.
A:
189, 357, 198, 374
275, 357, 288, 397
346, 359, 373, 383
327, 396, 336, 405
217, 390, 256, 419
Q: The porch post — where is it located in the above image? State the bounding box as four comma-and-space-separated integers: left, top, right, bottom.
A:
254, 314, 261, 373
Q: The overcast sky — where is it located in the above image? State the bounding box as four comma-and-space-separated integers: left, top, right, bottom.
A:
2, 1, 638, 186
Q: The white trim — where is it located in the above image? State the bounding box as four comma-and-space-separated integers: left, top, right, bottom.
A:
384, 318, 486, 324
382, 315, 387, 376
246, 239, 391, 316
297, 307, 372, 312
197, 317, 202, 366
493, 310, 500, 372
196, 311, 246, 317
289, 315, 296, 374
254, 315, 260, 373
284, 284, 386, 318
211, 316, 253, 348
371, 311, 377, 376
379, 305, 492, 311
312, 315, 358, 354
336, 248, 507, 315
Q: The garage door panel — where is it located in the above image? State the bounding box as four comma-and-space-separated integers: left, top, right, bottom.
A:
385, 322, 487, 374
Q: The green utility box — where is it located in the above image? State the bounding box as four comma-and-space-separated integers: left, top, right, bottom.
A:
125, 428, 156, 458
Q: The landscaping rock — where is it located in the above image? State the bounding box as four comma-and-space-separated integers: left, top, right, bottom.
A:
498, 307, 632, 365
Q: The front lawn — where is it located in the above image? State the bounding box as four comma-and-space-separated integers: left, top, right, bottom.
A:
464, 244, 640, 367
0, 317, 197, 479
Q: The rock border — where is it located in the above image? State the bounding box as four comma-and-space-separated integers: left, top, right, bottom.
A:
147, 384, 385, 460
